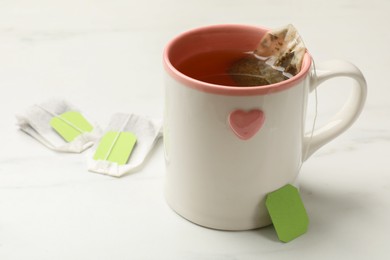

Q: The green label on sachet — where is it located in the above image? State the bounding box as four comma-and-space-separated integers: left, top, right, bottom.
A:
93, 131, 137, 165
50, 111, 93, 142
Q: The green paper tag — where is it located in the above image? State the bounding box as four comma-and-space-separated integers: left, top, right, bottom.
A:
265, 184, 309, 243
50, 111, 93, 142
93, 131, 137, 165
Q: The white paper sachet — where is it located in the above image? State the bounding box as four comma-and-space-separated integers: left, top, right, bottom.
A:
16, 98, 102, 153
87, 113, 163, 177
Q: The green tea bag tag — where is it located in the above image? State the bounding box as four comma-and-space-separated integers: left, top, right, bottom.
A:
93, 131, 137, 165
93, 114, 137, 165
50, 111, 94, 142
265, 184, 309, 243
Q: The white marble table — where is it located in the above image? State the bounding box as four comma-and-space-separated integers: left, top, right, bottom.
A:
1, 0, 389, 259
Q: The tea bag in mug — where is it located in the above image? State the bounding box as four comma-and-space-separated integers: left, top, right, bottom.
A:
229, 24, 307, 86
16, 98, 102, 153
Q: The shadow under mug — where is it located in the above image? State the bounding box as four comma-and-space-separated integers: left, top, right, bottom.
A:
163, 24, 367, 230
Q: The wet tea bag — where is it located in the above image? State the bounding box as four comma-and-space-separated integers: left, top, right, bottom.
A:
87, 113, 162, 177
229, 24, 306, 86
16, 98, 102, 153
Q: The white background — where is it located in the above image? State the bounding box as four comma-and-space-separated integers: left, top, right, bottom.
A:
0, 0, 389, 259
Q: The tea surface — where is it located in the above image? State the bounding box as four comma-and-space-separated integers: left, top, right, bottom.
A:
175, 50, 289, 87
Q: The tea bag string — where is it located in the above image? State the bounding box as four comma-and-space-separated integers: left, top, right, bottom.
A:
103, 114, 131, 161
301, 59, 319, 165
34, 104, 85, 134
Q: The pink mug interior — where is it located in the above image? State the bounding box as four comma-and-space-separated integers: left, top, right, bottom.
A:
163, 24, 312, 96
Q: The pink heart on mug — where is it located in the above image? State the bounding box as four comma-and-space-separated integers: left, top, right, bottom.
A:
229, 109, 265, 140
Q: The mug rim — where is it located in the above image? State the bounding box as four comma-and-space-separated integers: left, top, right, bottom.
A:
163, 24, 312, 96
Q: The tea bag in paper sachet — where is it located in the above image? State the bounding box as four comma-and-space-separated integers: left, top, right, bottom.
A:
229, 24, 307, 86
16, 98, 102, 153
88, 113, 163, 177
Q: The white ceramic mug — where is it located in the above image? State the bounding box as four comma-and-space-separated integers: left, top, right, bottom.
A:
163, 24, 367, 230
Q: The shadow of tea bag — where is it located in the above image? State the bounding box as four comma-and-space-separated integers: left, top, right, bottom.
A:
229, 24, 306, 86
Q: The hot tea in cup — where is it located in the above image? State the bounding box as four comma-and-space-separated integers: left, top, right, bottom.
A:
175, 24, 306, 87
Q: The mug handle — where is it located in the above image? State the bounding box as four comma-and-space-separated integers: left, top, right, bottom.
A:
302, 60, 367, 161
